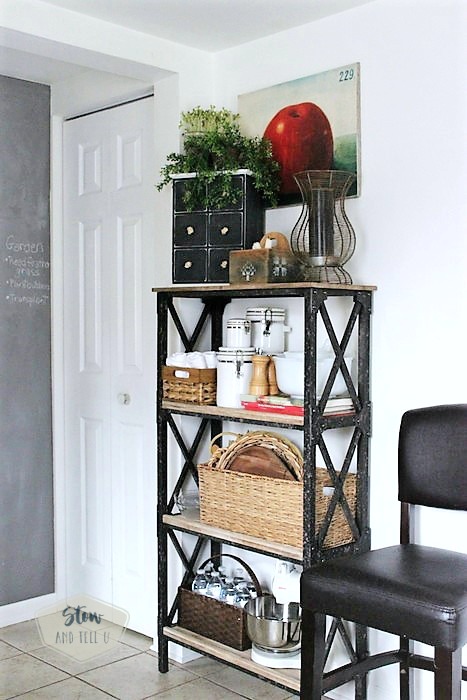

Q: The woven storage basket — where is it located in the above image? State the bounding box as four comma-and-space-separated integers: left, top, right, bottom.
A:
162, 365, 216, 405
178, 554, 262, 650
198, 431, 356, 549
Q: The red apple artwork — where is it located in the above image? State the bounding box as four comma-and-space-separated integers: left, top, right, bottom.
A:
263, 102, 334, 198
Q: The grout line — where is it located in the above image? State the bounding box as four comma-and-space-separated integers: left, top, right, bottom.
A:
73, 675, 120, 698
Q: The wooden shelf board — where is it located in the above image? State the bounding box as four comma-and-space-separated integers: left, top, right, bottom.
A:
161, 400, 304, 426
164, 625, 300, 693
163, 510, 302, 561
153, 281, 377, 293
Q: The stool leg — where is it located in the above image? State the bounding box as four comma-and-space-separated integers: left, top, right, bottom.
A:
434, 647, 461, 700
354, 622, 368, 700
300, 609, 326, 699
399, 636, 413, 699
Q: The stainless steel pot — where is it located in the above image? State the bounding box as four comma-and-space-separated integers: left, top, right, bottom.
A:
244, 595, 301, 653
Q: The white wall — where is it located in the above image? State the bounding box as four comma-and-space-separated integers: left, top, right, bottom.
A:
2, 0, 466, 694
214, 1, 467, 697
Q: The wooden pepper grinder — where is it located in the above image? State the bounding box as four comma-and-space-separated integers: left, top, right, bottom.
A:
249, 354, 270, 396
267, 356, 280, 395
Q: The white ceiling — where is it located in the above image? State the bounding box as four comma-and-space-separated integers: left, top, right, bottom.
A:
1, 0, 374, 84
40, 0, 373, 52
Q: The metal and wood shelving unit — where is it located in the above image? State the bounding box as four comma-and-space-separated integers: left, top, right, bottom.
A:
153, 281, 375, 698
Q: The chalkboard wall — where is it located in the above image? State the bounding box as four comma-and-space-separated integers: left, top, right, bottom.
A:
0, 75, 53, 605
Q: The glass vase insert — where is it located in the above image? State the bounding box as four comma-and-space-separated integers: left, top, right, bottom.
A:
291, 170, 356, 284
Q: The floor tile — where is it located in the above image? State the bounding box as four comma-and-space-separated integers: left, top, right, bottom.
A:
0, 621, 302, 699
0, 620, 44, 652
205, 663, 292, 699
77, 651, 197, 700
171, 654, 225, 677
0, 641, 21, 660
12, 676, 115, 698
29, 641, 140, 676
120, 628, 155, 652
146, 675, 249, 699
0, 653, 69, 699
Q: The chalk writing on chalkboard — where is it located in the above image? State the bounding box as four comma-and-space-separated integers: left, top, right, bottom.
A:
3, 233, 50, 306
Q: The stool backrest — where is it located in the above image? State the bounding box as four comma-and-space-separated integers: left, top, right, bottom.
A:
398, 404, 467, 511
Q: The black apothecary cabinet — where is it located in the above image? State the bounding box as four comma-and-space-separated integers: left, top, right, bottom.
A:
172, 173, 265, 284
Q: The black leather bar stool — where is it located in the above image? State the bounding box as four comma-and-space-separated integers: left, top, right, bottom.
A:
300, 404, 467, 699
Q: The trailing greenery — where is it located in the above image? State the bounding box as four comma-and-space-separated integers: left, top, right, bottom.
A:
157, 106, 280, 211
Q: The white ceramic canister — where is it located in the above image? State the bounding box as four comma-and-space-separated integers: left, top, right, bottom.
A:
216, 347, 255, 408
245, 307, 291, 354
226, 318, 251, 349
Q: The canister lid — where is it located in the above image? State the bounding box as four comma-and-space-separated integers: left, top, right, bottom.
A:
246, 307, 285, 320
226, 319, 251, 327
217, 347, 255, 358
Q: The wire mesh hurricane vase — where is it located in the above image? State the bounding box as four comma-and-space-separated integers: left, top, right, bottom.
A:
291, 170, 357, 284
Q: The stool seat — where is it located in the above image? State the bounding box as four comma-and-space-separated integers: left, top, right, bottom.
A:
301, 544, 467, 650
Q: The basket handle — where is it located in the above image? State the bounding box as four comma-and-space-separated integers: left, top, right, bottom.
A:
209, 431, 242, 455
259, 232, 290, 252
198, 553, 263, 598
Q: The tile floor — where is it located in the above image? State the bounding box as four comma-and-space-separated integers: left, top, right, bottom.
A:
0, 620, 299, 699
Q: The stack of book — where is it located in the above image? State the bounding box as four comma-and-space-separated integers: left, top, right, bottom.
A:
321, 396, 355, 416
240, 395, 355, 417
241, 395, 304, 416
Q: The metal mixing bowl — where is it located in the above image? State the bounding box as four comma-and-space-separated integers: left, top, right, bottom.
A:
244, 595, 301, 653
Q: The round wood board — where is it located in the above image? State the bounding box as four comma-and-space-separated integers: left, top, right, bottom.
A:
226, 446, 295, 480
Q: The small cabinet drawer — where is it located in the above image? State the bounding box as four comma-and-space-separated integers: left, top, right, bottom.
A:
213, 176, 244, 211
208, 213, 242, 247
173, 249, 207, 283
173, 179, 206, 213
173, 214, 207, 247
208, 248, 230, 283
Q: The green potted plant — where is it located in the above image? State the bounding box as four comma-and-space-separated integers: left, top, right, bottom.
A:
157, 106, 280, 211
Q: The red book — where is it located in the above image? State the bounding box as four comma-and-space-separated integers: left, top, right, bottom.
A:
241, 400, 304, 416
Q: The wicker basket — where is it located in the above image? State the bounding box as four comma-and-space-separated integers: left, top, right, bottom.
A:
162, 365, 216, 405
178, 554, 262, 650
198, 432, 356, 549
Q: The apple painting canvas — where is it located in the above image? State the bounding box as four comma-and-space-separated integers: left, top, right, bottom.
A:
263, 102, 334, 196
239, 64, 360, 205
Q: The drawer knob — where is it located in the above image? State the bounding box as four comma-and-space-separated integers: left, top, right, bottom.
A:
220, 226, 229, 235
186, 226, 195, 235
184, 260, 193, 269
220, 260, 228, 269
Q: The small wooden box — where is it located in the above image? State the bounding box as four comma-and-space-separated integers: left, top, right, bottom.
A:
162, 366, 216, 405
229, 248, 301, 285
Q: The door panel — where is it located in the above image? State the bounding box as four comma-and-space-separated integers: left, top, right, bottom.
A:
80, 417, 108, 567
63, 97, 156, 636
79, 220, 103, 372
78, 141, 103, 195
117, 130, 143, 189
116, 214, 143, 373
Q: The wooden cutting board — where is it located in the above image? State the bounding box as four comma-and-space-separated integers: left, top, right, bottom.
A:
225, 446, 295, 480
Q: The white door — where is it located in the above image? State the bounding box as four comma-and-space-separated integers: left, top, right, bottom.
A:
63, 97, 156, 636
